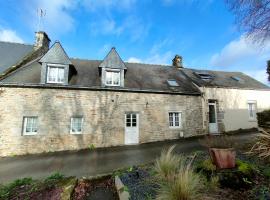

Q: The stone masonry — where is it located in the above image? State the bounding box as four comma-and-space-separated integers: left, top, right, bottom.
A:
0, 87, 204, 157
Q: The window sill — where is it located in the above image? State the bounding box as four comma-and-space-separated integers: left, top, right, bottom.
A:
23, 133, 37, 136
70, 132, 83, 135
169, 126, 182, 129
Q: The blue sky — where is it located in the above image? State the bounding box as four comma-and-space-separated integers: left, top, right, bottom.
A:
0, 0, 269, 85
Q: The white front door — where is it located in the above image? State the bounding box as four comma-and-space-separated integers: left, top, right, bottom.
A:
208, 102, 218, 134
125, 113, 139, 145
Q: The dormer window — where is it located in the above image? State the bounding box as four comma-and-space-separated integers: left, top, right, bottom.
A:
47, 64, 65, 84
105, 70, 120, 86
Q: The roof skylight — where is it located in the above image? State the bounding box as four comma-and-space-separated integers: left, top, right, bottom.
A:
167, 79, 179, 86
231, 76, 242, 82
195, 72, 213, 81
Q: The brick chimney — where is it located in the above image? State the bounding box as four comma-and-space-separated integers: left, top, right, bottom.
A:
172, 55, 183, 68
34, 31, 50, 52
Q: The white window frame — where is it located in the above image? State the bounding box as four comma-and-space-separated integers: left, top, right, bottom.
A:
169, 112, 182, 128
105, 70, 121, 86
46, 64, 65, 84
23, 116, 38, 135
247, 100, 257, 121
70, 117, 84, 134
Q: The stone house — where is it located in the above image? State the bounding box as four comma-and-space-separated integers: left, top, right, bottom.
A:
0, 32, 269, 156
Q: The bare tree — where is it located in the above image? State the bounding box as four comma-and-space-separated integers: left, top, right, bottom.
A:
226, 0, 270, 81
226, 0, 270, 43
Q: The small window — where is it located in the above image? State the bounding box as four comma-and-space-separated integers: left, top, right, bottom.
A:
169, 112, 181, 128
23, 117, 38, 135
126, 113, 137, 127
167, 79, 179, 86
105, 71, 120, 86
47, 65, 65, 84
70, 117, 83, 134
195, 72, 213, 81
248, 101, 257, 120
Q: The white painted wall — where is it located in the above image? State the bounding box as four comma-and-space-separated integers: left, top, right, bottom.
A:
202, 87, 270, 132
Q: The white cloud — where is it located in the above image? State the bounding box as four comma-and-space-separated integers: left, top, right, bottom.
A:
26, 0, 77, 36
127, 51, 173, 65
127, 57, 142, 63
0, 29, 23, 43
89, 15, 150, 42
210, 34, 270, 85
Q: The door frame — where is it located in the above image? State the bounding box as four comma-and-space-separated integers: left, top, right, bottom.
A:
124, 112, 139, 145
208, 102, 219, 134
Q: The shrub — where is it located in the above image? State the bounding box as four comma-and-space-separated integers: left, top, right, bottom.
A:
199, 135, 235, 149
257, 109, 270, 128
195, 159, 216, 179
154, 145, 181, 180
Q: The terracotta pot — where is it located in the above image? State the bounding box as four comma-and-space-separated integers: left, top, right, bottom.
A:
209, 148, 236, 169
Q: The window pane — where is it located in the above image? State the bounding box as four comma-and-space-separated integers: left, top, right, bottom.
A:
113, 72, 120, 85
169, 113, 173, 126
58, 68, 65, 83
126, 122, 131, 127
24, 117, 38, 134
71, 117, 83, 133
132, 122, 136, 127
209, 105, 216, 123
106, 72, 112, 84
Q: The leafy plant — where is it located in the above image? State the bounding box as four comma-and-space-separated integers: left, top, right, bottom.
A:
88, 144, 95, 150
0, 178, 33, 199
44, 172, 64, 188
199, 135, 235, 149
236, 160, 256, 175
154, 145, 182, 180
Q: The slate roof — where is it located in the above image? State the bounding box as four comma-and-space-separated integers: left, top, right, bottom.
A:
182, 68, 270, 89
0, 41, 33, 73
39, 41, 72, 65
1, 59, 201, 95
99, 47, 127, 69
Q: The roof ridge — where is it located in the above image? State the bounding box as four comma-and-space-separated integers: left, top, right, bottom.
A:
0, 40, 33, 47
125, 61, 171, 67
183, 67, 243, 74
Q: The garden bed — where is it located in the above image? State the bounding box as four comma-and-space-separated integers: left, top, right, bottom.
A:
72, 175, 119, 200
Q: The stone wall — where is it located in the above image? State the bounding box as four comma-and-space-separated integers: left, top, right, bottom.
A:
0, 87, 204, 157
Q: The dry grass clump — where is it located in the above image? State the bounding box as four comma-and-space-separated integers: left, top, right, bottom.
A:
248, 128, 270, 159
155, 145, 203, 200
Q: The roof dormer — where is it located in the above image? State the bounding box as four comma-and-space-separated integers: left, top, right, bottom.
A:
39, 41, 73, 85
99, 47, 126, 87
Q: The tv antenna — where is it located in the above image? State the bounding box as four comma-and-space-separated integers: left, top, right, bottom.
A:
37, 8, 46, 31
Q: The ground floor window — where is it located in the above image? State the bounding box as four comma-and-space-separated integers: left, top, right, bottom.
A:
70, 117, 83, 134
248, 101, 257, 120
169, 112, 181, 128
23, 117, 38, 135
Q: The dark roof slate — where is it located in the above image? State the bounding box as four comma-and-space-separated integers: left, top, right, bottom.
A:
1, 59, 201, 94
39, 42, 72, 65
99, 48, 127, 69
0, 41, 33, 73
182, 68, 269, 89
